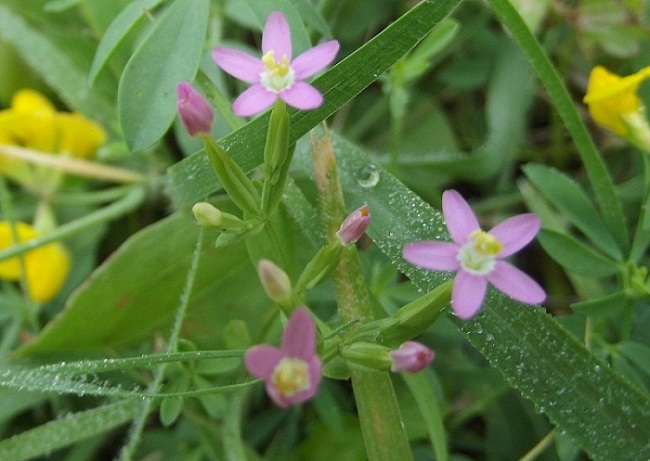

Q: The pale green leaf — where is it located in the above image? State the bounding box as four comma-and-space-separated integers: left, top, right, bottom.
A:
118, 0, 210, 151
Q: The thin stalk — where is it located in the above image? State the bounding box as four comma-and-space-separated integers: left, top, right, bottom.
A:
0, 144, 149, 184
116, 227, 206, 461
0, 186, 146, 262
518, 429, 556, 461
311, 126, 413, 461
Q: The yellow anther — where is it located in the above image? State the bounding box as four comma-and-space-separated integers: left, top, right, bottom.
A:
262, 50, 290, 78
469, 230, 503, 256
271, 357, 310, 396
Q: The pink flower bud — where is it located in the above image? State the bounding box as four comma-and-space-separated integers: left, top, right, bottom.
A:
389, 341, 434, 373
176, 81, 214, 137
258, 259, 292, 304
336, 204, 371, 245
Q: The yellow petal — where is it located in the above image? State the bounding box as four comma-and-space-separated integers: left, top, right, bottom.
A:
57, 113, 107, 158
0, 221, 71, 302
584, 66, 650, 136
11, 89, 56, 115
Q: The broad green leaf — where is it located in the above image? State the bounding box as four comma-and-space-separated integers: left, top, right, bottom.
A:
288, 130, 650, 461
523, 164, 622, 260
118, 0, 210, 151
89, 0, 169, 84
15, 212, 262, 355
165, 0, 464, 208
0, 4, 115, 126
0, 399, 141, 461
537, 229, 620, 277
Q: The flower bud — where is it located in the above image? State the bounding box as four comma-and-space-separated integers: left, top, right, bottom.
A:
336, 204, 370, 245
258, 259, 292, 305
192, 202, 222, 227
341, 342, 393, 371
389, 341, 434, 373
176, 81, 213, 137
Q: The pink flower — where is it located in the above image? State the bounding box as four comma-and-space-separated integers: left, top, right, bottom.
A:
176, 81, 214, 137
389, 341, 434, 373
403, 189, 546, 320
212, 11, 339, 116
244, 307, 322, 408
336, 204, 371, 245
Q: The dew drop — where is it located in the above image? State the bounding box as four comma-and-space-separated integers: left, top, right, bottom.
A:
356, 164, 380, 188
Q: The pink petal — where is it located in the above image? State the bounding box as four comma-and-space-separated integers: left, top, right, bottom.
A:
232, 84, 277, 116
279, 82, 323, 110
292, 40, 340, 79
212, 47, 263, 84
442, 190, 480, 245
403, 241, 460, 271
262, 11, 292, 60
487, 261, 546, 305
489, 214, 540, 257
281, 307, 316, 361
244, 345, 284, 380
452, 271, 487, 320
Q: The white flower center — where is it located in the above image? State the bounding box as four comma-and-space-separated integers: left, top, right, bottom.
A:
457, 230, 503, 275
271, 357, 310, 397
260, 50, 295, 93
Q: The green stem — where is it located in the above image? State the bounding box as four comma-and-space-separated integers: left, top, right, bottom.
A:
310, 126, 413, 461
487, 0, 629, 253
0, 186, 146, 262
629, 152, 650, 262
518, 429, 556, 461
117, 227, 205, 461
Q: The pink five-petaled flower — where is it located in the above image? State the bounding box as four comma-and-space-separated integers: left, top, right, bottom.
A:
403, 189, 546, 320
212, 11, 339, 117
245, 307, 322, 408
176, 81, 214, 137
389, 341, 435, 373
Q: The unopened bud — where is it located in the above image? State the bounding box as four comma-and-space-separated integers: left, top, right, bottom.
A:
258, 259, 292, 304
389, 341, 434, 373
192, 202, 222, 227
341, 342, 393, 371
336, 204, 370, 245
176, 81, 213, 137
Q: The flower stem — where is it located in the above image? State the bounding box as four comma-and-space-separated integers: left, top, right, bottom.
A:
310, 126, 413, 461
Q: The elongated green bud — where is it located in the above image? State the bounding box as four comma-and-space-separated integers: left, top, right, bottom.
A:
261, 99, 291, 214
202, 136, 261, 216
295, 242, 343, 293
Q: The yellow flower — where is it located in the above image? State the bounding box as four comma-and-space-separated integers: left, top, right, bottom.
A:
583, 65, 650, 136
0, 221, 71, 302
0, 89, 107, 187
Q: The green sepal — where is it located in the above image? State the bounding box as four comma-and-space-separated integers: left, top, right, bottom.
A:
351, 281, 452, 346
261, 100, 292, 214
295, 241, 343, 292
214, 220, 265, 248
202, 136, 261, 216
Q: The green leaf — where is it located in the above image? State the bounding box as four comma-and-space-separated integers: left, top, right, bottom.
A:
15, 212, 260, 355
537, 229, 620, 277
288, 130, 650, 461
165, 0, 464, 207
240, 0, 311, 53
618, 341, 650, 376
570, 291, 626, 318
523, 164, 622, 260
0, 400, 141, 461
89, 0, 168, 84
118, 0, 209, 151
0, 4, 115, 127
487, 0, 629, 253
402, 371, 448, 461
